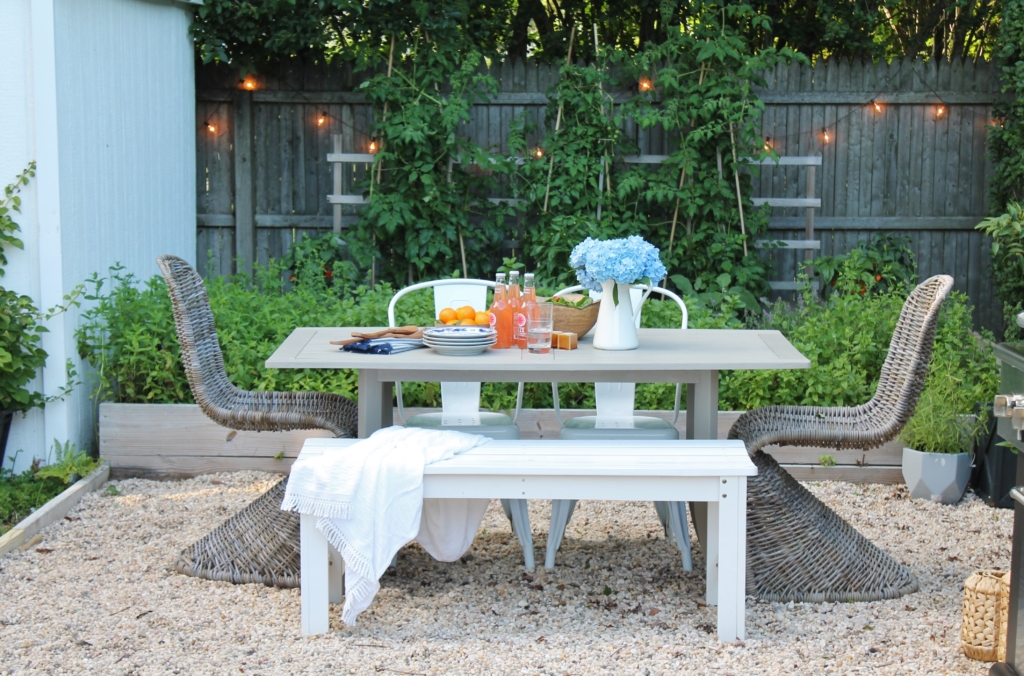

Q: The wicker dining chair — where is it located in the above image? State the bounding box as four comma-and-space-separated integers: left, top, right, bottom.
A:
729, 274, 953, 603
157, 255, 358, 588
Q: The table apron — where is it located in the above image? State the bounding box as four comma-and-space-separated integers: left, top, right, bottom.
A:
366, 369, 713, 384
422, 474, 728, 501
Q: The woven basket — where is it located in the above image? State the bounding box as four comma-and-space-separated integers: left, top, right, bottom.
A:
547, 295, 601, 338
962, 570, 1010, 661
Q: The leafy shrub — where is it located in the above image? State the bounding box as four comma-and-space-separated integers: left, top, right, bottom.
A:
977, 202, 1024, 340
721, 285, 998, 411
0, 164, 81, 412
807, 233, 917, 298
75, 264, 996, 420
76, 261, 433, 406
0, 460, 66, 536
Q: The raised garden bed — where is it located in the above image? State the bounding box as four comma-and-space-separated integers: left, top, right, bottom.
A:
99, 403, 904, 482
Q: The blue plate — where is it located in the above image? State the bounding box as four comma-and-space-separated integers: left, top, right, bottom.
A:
423, 326, 496, 339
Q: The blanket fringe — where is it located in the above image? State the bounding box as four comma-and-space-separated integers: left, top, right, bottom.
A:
280, 494, 352, 521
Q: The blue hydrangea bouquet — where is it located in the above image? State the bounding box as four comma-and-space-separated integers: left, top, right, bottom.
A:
569, 236, 667, 304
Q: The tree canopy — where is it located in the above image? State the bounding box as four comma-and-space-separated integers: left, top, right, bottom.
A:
191, 0, 999, 73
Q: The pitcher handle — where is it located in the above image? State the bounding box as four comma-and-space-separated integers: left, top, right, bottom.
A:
632, 284, 654, 323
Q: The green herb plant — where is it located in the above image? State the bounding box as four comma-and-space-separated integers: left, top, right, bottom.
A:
901, 362, 989, 454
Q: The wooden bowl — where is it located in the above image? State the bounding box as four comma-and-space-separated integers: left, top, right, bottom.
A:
545, 294, 601, 338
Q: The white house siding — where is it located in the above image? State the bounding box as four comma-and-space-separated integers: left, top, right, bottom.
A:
0, 0, 196, 473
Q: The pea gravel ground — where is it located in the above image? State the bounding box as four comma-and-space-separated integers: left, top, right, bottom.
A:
0, 471, 1011, 675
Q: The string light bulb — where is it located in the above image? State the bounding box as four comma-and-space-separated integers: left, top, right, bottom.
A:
936, 106, 945, 118
241, 77, 256, 90
534, 147, 544, 159
871, 99, 882, 113
204, 120, 216, 134
822, 127, 830, 144
317, 112, 327, 126
763, 137, 772, 152
638, 76, 653, 92
369, 140, 378, 153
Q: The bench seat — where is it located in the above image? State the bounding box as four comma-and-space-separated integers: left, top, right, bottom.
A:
296, 438, 756, 641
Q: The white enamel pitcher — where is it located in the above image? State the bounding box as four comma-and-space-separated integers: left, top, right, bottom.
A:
592, 281, 654, 351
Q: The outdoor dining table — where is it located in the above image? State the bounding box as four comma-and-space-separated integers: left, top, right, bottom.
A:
264, 327, 811, 439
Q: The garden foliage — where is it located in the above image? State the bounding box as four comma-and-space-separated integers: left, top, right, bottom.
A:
0, 461, 65, 536
0, 165, 81, 413
75, 263, 996, 419
977, 201, 1024, 340
991, 0, 1024, 214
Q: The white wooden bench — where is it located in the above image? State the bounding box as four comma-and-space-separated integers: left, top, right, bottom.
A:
296, 438, 756, 641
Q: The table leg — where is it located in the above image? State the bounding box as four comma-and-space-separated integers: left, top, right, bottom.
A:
357, 370, 393, 438
300, 514, 329, 635
716, 476, 746, 642
690, 372, 719, 547
692, 370, 719, 440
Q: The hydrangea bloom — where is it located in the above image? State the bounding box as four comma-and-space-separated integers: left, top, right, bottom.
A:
570, 236, 667, 292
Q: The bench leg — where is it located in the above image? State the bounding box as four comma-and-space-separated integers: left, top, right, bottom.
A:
666, 501, 693, 572
300, 513, 330, 635
328, 543, 345, 604
705, 501, 719, 607
715, 477, 746, 642
544, 499, 577, 569
506, 498, 535, 570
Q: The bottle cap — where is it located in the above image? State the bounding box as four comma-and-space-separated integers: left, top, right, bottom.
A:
496, 272, 506, 282
509, 270, 520, 281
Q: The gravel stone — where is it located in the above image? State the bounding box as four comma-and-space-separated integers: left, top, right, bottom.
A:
0, 472, 1009, 675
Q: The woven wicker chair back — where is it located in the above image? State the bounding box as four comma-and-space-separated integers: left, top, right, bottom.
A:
864, 274, 954, 438
157, 255, 237, 409
156, 255, 357, 437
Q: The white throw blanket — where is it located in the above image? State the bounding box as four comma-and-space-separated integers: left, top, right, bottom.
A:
282, 426, 490, 624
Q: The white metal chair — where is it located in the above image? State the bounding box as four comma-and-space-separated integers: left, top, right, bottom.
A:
544, 284, 693, 570
388, 279, 535, 567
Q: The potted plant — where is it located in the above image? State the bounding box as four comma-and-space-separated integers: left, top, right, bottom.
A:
901, 363, 988, 504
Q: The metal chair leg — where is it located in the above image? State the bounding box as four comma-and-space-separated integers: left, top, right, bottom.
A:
667, 501, 693, 571
506, 499, 534, 570
545, 499, 578, 569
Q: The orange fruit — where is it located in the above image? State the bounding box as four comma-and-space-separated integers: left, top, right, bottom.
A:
456, 305, 476, 320
474, 311, 490, 325
439, 307, 458, 323
445, 319, 460, 326
458, 318, 477, 326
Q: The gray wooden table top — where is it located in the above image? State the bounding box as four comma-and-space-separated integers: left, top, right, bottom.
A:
265, 328, 810, 381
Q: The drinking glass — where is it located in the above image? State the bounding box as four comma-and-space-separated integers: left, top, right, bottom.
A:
527, 303, 554, 354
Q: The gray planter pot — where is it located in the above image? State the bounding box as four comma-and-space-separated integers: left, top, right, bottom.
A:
902, 447, 972, 504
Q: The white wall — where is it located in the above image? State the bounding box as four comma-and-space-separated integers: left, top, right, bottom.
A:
0, 0, 196, 473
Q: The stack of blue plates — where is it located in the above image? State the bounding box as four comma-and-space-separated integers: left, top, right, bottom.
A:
422, 326, 497, 356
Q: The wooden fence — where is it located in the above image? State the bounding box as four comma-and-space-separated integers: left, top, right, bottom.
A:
195, 56, 1002, 332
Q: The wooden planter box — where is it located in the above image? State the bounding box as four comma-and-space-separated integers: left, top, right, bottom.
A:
99, 403, 904, 482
